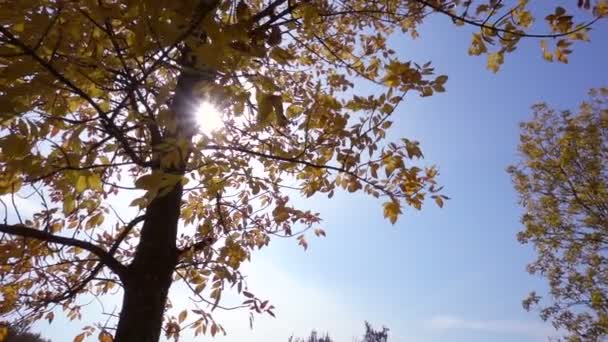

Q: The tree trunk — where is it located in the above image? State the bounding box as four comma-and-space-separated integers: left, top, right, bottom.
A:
113, 22, 215, 338
113, 184, 183, 342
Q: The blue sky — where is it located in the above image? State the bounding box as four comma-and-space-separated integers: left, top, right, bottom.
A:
27, 7, 608, 342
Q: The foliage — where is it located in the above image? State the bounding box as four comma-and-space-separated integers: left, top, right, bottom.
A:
0, 0, 605, 341
0, 322, 51, 342
509, 88, 608, 341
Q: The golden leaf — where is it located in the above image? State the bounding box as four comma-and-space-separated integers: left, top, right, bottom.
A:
383, 201, 402, 224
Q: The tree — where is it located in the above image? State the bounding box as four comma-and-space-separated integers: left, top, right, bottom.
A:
361, 321, 389, 342
0, 322, 51, 342
0, 1, 604, 341
509, 88, 608, 341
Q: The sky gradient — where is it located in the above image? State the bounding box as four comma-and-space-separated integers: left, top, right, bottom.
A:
25, 7, 608, 342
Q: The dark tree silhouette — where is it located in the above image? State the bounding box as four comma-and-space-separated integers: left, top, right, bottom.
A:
361, 321, 389, 342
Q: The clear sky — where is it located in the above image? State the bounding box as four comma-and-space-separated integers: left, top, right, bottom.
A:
27, 7, 608, 342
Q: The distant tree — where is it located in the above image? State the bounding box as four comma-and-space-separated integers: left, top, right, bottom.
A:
509, 88, 608, 340
360, 321, 389, 342
289, 321, 389, 342
0, 323, 50, 342
288, 330, 333, 342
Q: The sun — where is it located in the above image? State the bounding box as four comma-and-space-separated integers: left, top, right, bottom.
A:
194, 101, 224, 134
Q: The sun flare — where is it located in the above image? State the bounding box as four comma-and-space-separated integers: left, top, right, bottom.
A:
194, 101, 224, 134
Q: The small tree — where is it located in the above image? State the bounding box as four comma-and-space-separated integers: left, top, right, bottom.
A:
509, 88, 608, 340
361, 321, 389, 342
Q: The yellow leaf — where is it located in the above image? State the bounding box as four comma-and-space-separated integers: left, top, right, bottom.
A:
269, 47, 293, 64
273, 205, 290, 223
63, 196, 76, 214
129, 197, 147, 208
98, 331, 113, 342
297, 235, 308, 250
0, 135, 28, 156
517, 10, 534, 28
487, 52, 504, 73
596, 0, 608, 16
540, 40, 553, 62
134, 173, 163, 190
383, 155, 403, 176
13, 23, 24, 32
0, 326, 7, 341
74, 333, 86, 342
87, 174, 103, 191
68, 98, 82, 112
555, 48, 569, 63
468, 33, 487, 56
178, 310, 188, 323
194, 283, 206, 294
435, 75, 448, 85
75, 175, 87, 193
383, 201, 402, 224
420, 87, 433, 97
433, 195, 444, 208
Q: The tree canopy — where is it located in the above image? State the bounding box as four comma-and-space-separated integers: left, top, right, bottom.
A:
0, 322, 51, 342
509, 88, 608, 341
0, 0, 605, 341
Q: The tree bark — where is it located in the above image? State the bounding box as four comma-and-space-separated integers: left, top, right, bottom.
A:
112, 40, 213, 341
113, 183, 183, 342
112, 2, 217, 334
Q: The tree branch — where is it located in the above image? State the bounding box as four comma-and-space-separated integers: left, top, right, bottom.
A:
0, 223, 128, 279
415, 0, 602, 39
201, 144, 390, 196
